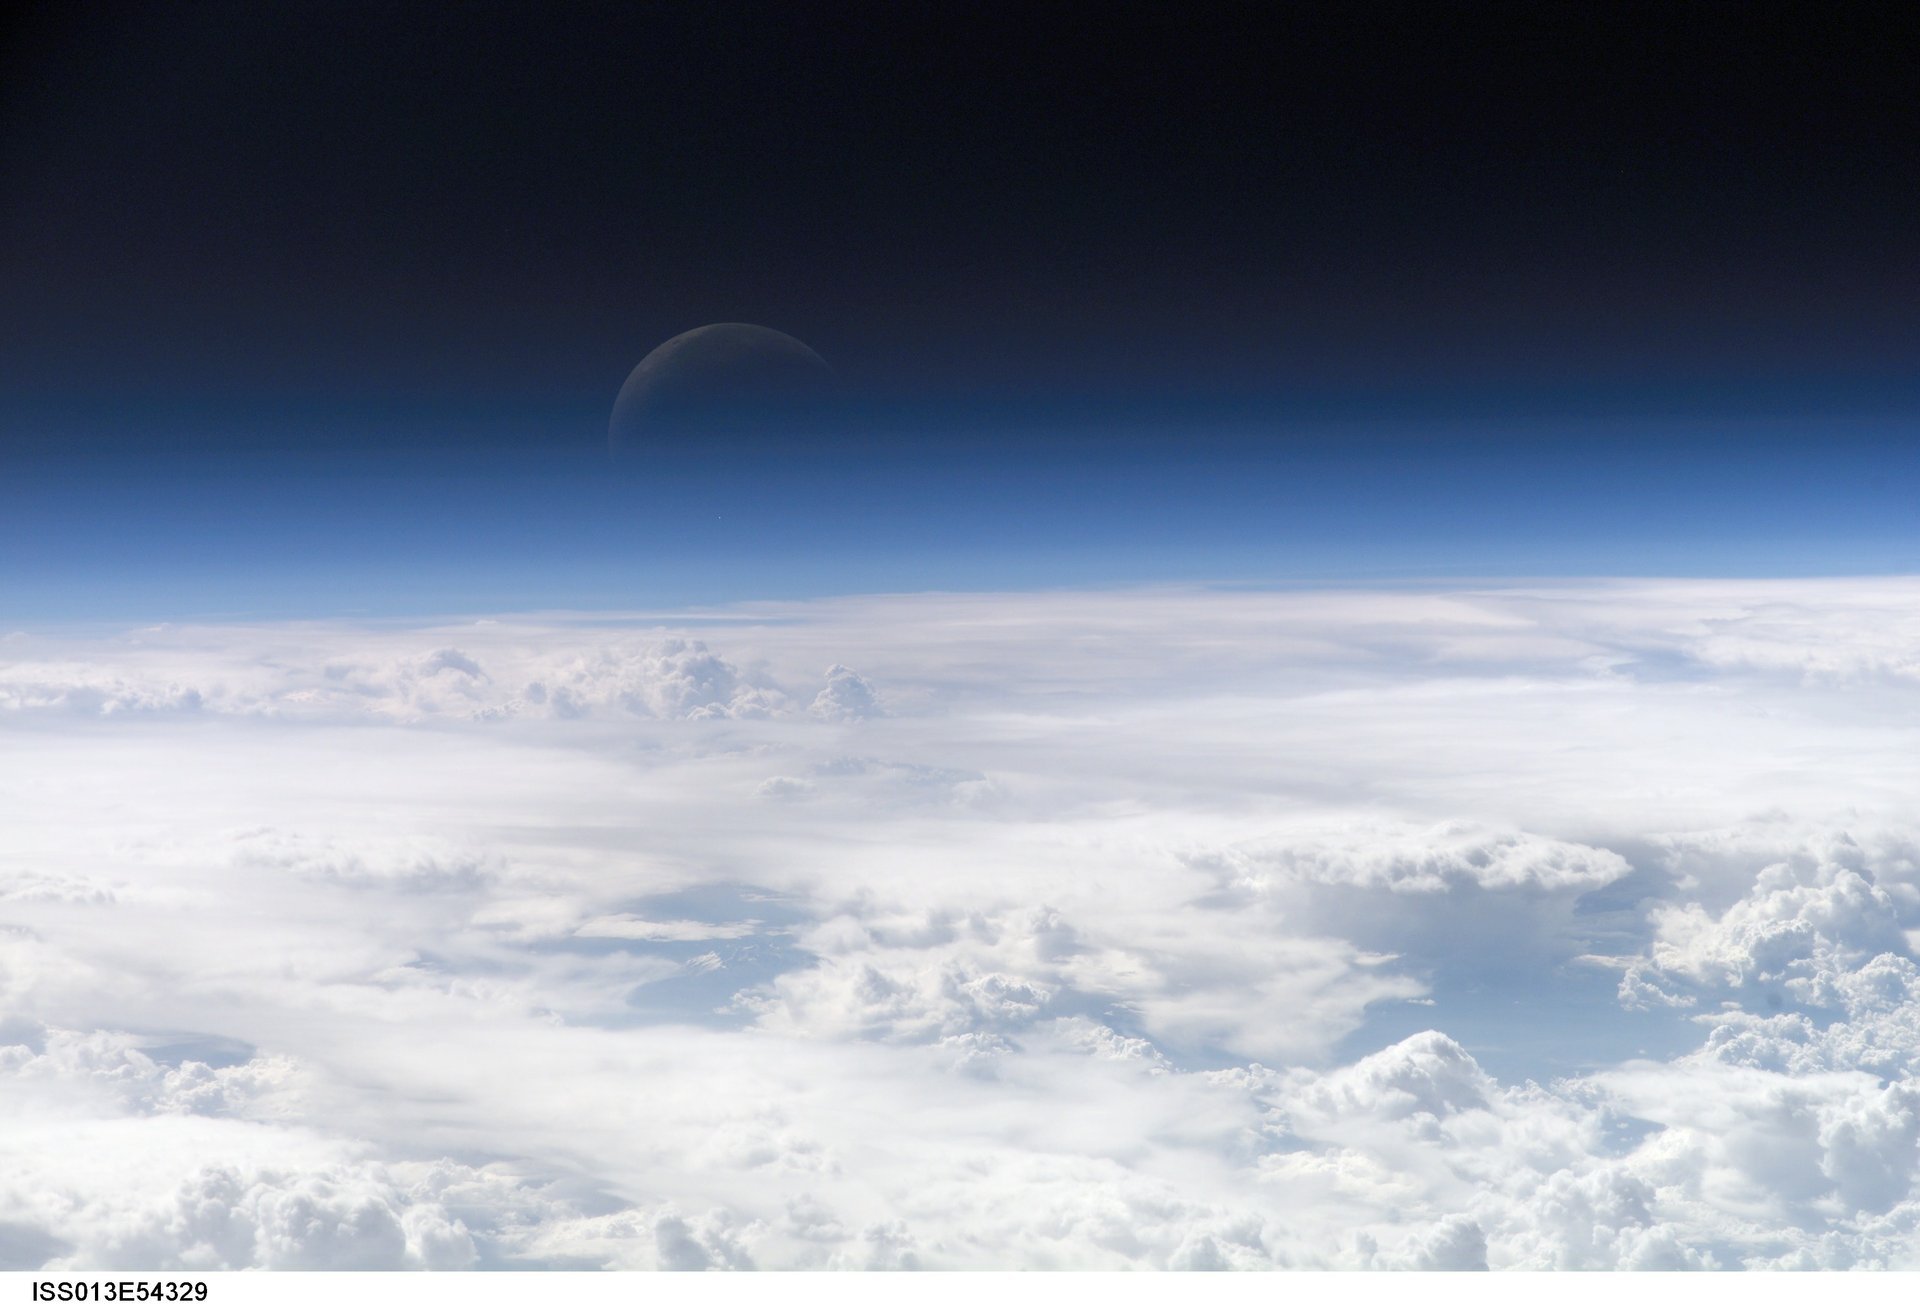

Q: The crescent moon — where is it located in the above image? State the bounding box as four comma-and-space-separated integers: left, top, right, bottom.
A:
610, 323, 835, 460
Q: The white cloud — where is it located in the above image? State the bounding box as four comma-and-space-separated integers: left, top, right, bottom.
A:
574, 917, 759, 943
12, 581, 1920, 1266
809, 664, 882, 721
1197, 820, 1629, 895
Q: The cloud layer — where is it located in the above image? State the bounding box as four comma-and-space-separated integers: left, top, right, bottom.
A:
10, 580, 1920, 1267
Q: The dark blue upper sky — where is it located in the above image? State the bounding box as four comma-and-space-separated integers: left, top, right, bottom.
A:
3, 2, 1917, 616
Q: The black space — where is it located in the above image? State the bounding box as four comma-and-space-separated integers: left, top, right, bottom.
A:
3, 1, 1917, 448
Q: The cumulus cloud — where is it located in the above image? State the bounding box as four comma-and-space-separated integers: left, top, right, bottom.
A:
0, 629, 834, 723
11, 581, 1920, 1267
809, 665, 882, 721
1645, 860, 1908, 1001
0, 668, 203, 715
1199, 821, 1629, 895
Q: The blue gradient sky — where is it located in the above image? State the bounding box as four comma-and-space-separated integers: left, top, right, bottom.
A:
7, 400, 1919, 620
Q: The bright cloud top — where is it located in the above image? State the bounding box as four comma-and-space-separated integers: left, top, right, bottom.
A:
9, 580, 1920, 1268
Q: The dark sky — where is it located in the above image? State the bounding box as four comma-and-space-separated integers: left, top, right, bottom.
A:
4, 1, 1918, 453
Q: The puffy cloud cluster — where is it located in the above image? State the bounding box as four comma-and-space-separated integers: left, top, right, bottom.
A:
1200, 821, 1629, 896
0, 628, 877, 724
739, 900, 1418, 1064
0, 667, 204, 715
1645, 861, 1907, 1001
26, 1162, 478, 1271
0, 1027, 297, 1119
809, 664, 882, 722
11, 582, 1920, 1267
519, 639, 785, 721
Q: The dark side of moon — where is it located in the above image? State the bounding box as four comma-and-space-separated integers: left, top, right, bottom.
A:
609, 323, 837, 461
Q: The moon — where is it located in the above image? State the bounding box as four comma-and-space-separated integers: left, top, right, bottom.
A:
609, 323, 835, 460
